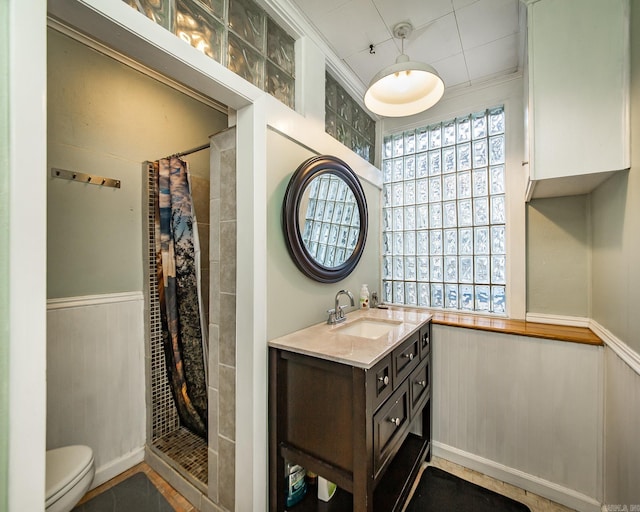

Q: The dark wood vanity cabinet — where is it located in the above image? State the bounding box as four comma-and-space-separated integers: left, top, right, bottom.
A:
269, 321, 432, 512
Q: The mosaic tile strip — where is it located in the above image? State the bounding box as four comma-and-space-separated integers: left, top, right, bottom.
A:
146, 164, 180, 441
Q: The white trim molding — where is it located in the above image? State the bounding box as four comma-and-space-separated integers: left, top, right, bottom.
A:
92, 447, 145, 489
47, 291, 144, 310
590, 319, 640, 376
433, 442, 602, 512
525, 312, 591, 328
525, 314, 640, 377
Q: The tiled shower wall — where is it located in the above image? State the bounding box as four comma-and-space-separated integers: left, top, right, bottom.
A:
144, 161, 211, 494
144, 162, 211, 443
208, 127, 237, 510
143, 130, 236, 510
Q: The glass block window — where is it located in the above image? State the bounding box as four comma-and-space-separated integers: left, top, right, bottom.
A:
123, 0, 295, 109
301, 174, 361, 267
381, 106, 506, 314
326, 73, 376, 164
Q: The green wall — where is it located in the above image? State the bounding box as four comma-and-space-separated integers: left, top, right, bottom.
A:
0, 0, 9, 507
526, 195, 590, 317
526, 3, 640, 346
591, 2, 640, 353
47, 28, 227, 298
266, 130, 381, 340
590, 1, 640, 355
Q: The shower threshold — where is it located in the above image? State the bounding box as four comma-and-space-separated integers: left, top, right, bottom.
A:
151, 427, 208, 492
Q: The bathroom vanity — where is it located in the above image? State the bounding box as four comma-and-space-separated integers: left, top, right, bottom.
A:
268, 308, 432, 512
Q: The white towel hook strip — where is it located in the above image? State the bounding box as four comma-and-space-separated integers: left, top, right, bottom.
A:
51, 167, 121, 189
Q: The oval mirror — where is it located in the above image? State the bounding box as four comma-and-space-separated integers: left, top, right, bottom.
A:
282, 155, 368, 283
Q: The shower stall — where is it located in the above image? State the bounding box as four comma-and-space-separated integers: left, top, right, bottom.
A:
142, 128, 237, 510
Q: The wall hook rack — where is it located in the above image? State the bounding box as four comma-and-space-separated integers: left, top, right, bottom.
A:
51, 167, 121, 189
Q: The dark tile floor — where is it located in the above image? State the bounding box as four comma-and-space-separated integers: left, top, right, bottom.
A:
73, 473, 173, 512
76, 456, 576, 512
75, 463, 196, 512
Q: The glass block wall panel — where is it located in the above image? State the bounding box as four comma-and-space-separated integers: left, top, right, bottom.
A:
123, 0, 295, 109
228, 32, 264, 87
199, 0, 224, 18
176, 0, 224, 61
382, 106, 506, 314
229, 0, 265, 51
124, 0, 174, 29
267, 18, 294, 75
325, 73, 376, 164
266, 61, 294, 108
265, 17, 295, 109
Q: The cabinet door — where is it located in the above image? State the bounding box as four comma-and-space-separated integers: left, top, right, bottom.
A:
419, 323, 430, 360
409, 357, 430, 417
528, 0, 629, 186
372, 380, 410, 478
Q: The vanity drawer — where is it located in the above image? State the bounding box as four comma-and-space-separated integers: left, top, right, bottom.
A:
392, 331, 420, 385
409, 357, 430, 417
367, 354, 393, 412
419, 322, 431, 359
373, 380, 410, 478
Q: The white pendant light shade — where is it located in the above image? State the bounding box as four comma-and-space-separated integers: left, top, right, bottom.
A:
364, 22, 444, 118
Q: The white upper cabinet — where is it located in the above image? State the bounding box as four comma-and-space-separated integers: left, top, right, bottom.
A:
525, 0, 630, 199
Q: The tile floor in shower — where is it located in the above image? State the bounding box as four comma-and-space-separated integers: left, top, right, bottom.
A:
152, 427, 208, 488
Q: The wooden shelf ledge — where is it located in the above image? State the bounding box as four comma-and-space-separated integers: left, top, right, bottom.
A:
413, 310, 603, 346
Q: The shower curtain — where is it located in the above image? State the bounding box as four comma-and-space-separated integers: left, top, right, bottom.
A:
155, 156, 208, 439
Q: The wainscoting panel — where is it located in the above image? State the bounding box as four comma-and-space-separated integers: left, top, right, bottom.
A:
432, 325, 603, 511
604, 346, 640, 508
46, 292, 146, 488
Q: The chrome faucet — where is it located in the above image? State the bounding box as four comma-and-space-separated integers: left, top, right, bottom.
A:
327, 289, 355, 324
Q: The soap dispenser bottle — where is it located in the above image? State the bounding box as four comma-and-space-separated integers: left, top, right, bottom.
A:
360, 284, 370, 309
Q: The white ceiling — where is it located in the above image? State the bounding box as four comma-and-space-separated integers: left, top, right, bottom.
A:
290, 0, 524, 93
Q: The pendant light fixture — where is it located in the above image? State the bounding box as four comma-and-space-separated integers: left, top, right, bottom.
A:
364, 22, 444, 118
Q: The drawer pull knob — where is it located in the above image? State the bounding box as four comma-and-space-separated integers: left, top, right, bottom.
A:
403, 352, 414, 361
388, 417, 401, 427
378, 375, 389, 385
416, 380, 427, 387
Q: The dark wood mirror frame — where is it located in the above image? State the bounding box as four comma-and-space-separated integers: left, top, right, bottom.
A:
282, 155, 368, 283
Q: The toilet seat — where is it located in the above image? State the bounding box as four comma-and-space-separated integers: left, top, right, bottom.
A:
46, 445, 94, 511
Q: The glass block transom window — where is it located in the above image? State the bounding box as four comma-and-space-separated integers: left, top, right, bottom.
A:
381, 106, 506, 314
123, 0, 295, 109
325, 73, 376, 164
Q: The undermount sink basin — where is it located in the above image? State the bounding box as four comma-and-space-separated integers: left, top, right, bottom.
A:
336, 318, 401, 339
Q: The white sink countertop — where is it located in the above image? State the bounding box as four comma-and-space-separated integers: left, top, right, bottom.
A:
268, 307, 432, 369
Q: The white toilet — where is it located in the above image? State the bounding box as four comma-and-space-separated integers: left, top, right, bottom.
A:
45, 445, 95, 512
